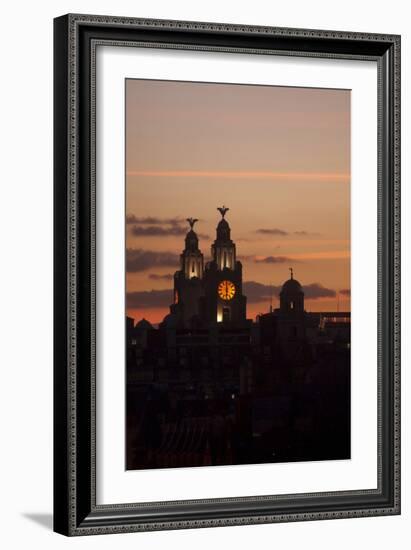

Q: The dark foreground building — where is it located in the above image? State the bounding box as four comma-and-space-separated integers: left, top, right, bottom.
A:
126, 208, 350, 470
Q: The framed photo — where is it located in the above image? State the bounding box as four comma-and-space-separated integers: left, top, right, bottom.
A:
53, 14, 401, 536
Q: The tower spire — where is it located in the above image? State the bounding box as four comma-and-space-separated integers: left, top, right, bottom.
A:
289, 267, 294, 280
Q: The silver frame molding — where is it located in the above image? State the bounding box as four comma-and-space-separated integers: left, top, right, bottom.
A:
53, 13, 401, 536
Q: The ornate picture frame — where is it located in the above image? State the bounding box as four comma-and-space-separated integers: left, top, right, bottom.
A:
53, 14, 400, 536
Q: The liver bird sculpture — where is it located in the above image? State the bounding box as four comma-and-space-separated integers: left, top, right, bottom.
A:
217, 205, 229, 218
186, 217, 198, 229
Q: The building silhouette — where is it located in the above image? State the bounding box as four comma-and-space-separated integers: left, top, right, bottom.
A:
126, 207, 351, 470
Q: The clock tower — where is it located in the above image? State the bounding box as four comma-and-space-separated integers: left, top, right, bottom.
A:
200, 207, 247, 325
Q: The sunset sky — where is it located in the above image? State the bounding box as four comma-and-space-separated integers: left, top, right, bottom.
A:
126, 79, 350, 324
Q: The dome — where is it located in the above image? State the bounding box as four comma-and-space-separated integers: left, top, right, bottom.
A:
217, 218, 229, 230
186, 229, 198, 240
185, 229, 199, 251
135, 318, 153, 330
279, 271, 305, 313
281, 277, 303, 294
216, 218, 231, 240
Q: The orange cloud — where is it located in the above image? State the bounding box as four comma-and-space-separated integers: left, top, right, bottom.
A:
291, 250, 350, 261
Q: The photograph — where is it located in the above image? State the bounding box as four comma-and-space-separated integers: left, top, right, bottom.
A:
125, 79, 351, 471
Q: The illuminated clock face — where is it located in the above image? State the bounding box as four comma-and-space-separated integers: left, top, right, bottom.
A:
218, 280, 236, 301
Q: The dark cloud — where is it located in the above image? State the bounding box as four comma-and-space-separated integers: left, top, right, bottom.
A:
243, 281, 336, 303
293, 230, 321, 237
126, 248, 179, 272
303, 283, 336, 299
256, 228, 288, 236
131, 225, 209, 239
126, 214, 183, 225
127, 289, 172, 309
237, 254, 255, 262
127, 214, 209, 239
131, 225, 187, 237
340, 288, 351, 297
243, 281, 281, 304
254, 256, 297, 264
149, 273, 174, 281
256, 228, 320, 237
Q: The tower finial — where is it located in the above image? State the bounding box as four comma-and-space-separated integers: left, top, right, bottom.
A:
186, 217, 198, 229
217, 205, 229, 218
289, 267, 293, 279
